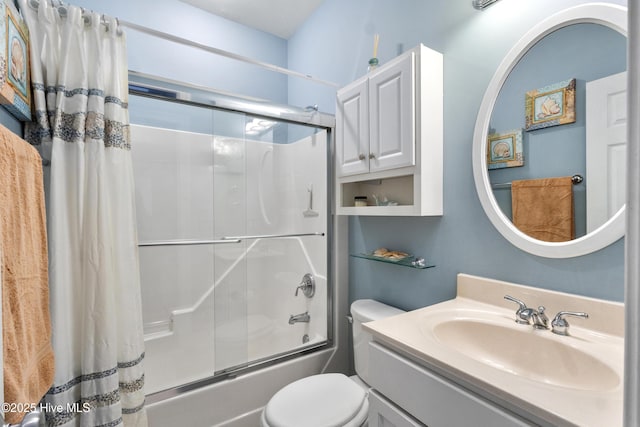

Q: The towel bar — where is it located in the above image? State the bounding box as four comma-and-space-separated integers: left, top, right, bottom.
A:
492, 174, 583, 190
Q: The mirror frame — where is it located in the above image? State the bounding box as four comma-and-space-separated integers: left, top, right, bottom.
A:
472, 3, 627, 258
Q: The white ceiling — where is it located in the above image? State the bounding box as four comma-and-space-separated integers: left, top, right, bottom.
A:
180, 0, 324, 39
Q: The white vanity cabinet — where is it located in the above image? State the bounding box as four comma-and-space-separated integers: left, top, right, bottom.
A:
335, 44, 443, 216
368, 342, 535, 427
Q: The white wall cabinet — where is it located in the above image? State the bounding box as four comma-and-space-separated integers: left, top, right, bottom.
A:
337, 52, 415, 177
368, 342, 535, 427
335, 44, 443, 216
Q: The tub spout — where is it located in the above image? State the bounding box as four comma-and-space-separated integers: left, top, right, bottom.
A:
289, 312, 310, 325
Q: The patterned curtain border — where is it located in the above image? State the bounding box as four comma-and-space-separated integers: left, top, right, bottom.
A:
27, 84, 130, 150
44, 352, 146, 427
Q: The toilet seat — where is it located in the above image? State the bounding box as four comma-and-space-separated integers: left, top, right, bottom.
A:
261, 373, 369, 427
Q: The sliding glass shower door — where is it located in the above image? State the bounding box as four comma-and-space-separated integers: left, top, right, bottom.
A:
130, 93, 329, 394
212, 114, 328, 372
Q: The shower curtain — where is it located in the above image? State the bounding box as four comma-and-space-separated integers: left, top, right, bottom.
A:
18, 2, 147, 426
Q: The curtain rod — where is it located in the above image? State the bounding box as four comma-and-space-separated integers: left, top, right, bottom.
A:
117, 19, 339, 89
28, 0, 124, 35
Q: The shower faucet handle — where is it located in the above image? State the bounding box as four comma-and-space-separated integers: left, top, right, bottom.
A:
295, 273, 315, 298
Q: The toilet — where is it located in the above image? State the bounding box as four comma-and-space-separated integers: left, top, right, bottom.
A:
260, 299, 405, 427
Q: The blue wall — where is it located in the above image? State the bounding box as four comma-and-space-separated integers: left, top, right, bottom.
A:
72, 0, 289, 104
70, 0, 324, 144
289, 0, 627, 309
20, 0, 627, 309
0, 107, 22, 135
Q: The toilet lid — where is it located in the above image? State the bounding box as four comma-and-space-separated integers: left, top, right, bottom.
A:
264, 373, 368, 427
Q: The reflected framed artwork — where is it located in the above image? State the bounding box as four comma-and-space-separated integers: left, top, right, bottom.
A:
525, 78, 575, 131
487, 129, 523, 170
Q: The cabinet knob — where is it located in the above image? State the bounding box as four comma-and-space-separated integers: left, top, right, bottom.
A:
358, 154, 366, 161
369, 153, 376, 159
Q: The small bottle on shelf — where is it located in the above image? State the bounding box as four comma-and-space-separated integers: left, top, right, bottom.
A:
367, 58, 379, 72
354, 196, 368, 207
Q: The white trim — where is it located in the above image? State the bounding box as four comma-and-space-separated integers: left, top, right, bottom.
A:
472, 3, 627, 258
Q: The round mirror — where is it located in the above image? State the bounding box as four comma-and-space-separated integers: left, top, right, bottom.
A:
472, 4, 627, 258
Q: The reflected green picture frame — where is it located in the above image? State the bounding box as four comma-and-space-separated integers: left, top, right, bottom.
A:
487, 129, 523, 170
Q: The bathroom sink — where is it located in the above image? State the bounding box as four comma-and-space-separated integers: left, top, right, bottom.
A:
431, 319, 620, 391
363, 274, 624, 427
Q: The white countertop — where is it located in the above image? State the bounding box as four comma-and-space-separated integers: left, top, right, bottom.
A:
363, 274, 624, 427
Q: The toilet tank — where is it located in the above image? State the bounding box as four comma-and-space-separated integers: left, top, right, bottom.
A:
350, 299, 405, 385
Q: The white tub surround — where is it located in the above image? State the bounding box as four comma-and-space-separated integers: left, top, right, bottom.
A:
131, 124, 329, 394
364, 274, 623, 427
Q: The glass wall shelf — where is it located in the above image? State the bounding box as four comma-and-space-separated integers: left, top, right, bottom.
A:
351, 253, 435, 270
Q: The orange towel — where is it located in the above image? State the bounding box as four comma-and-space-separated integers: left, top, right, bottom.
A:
0, 125, 54, 424
512, 177, 575, 242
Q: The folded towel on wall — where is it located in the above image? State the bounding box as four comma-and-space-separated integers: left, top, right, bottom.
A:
511, 176, 575, 242
0, 125, 54, 424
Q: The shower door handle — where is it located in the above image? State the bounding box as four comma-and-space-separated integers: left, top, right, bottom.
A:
138, 239, 242, 247
221, 232, 324, 240
139, 233, 325, 246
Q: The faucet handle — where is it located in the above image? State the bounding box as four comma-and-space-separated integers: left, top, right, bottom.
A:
295, 273, 315, 298
504, 295, 530, 324
551, 311, 589, 336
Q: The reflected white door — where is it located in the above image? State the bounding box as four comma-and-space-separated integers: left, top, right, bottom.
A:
586, 71, 627, 233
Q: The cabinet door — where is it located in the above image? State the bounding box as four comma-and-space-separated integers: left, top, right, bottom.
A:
369, 52, 416, 173
336, 78, 369, 177
369, 390, 424, 427
369, 343, 534, 427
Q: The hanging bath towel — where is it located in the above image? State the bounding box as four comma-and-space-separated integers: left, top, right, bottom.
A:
0, 125, 54, 425
512, 176, 575, 242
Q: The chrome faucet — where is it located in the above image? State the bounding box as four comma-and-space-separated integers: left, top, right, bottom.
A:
504, 295, 549, 329
289, 312, 310, 325
530, 306, 549, 330
505, 296, 589, 335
